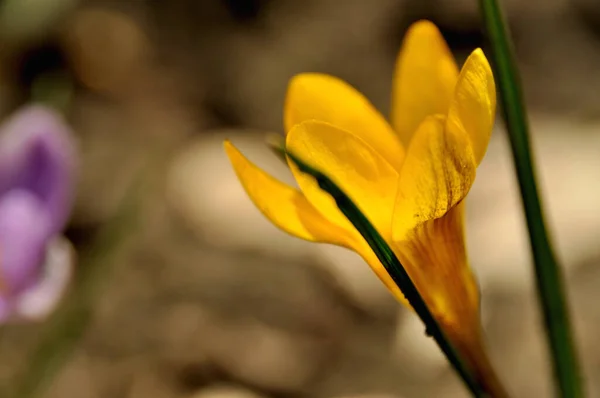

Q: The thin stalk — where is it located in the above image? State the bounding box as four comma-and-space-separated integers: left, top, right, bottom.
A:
7, 175, 144, 398
478, 1, 583, 397
285, 149, 489, 397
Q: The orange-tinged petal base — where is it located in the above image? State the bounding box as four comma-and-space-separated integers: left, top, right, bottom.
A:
393, 203, 479, 329
394, 203, 508, 397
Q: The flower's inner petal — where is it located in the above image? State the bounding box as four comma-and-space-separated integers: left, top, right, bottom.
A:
393, 203, 480, 331
224, 141, 355, 247
446, 49, 496, 165
287, 120, 399, 241
391, 20, 459, 145
0, 106, 76, 234
284, 73, 404, 171
15, 236, 74, 321
392, 115, 476, 240
0, 189, 52, 294
284, 123, 409, 307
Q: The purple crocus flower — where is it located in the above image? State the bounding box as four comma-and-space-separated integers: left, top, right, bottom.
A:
0, 105, 76, 322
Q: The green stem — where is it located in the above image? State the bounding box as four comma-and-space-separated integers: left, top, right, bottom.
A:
285, 150, 489, 397
478, 1, 583, 397
7, 176, 144, 398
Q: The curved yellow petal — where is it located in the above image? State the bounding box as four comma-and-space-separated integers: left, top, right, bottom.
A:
226, 140, 408, 307
446, 48, 496, 165
287, 120, 399, 240
391, 20, 459, 145
224, 140, 352, 246
392, 114, 476, 240
393, 202, 480, 332
284, 73, 404, 171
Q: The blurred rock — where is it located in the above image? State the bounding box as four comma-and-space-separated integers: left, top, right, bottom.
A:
572, 0, 600, 28
392, 311, 447, 380
44, 353, 100, 398
426, 0, 562, 26
467, 116, 600, 293
200, 0, 402, 131
199, 314, 335, 393
157, 303, 213, 368
188, 385, 267, 398
481, 291, 552, 398
70, 100, 147, 225
63, 7, 151, 97
331, 394, 405, 398
314, 245, 396, 316
428, 0, 600, 114
70, 73, 194, 226
127, 364, 179, 398
166, 130, 314, 257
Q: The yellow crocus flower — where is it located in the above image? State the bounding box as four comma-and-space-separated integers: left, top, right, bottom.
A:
224, 20, 506, 396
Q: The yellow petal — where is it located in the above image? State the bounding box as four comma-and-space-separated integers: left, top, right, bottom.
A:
391, 20, 459, 145
284, 123, 408, 307
286, 120, 399, 240
284, 73, 405, 171
224, 140, 352, 246
393, 202, 480, 333
391, 113, 479, 338
446, 48, 496, 165
392, 114, 476, 240
393, 203, 507, 395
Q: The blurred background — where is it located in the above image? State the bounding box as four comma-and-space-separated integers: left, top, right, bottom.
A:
1, 0, 600, 397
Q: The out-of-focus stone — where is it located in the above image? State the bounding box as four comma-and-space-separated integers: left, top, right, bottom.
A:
127, 365, 178, 398
572, 0, 600, 27
426, 0, 561, 26
166, 130, 314, 258
69, 101, 146, 225
70, 75, 194, 226
467, 116, 600, 293
63, 7, 151, 97
43, 353, 99, 398
314, 245, 396, 316
212, 0, 401, 131
392, 311, 448, 380
330, 394, 405, 398
200, 315, 334, 392
188, 385, 267, 398
157, 303, 213, 367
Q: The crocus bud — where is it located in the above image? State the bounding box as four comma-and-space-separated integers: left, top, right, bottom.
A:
0, 105, 76, 322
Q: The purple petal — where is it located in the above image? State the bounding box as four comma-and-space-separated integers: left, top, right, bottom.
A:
0, 105, 76, 234
0, 189, 51, 293
14, 236, 74, 321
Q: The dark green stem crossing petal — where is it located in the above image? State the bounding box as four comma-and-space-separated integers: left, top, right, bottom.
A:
478, 1, 584, 397
284, 148, 489, 398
